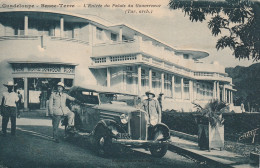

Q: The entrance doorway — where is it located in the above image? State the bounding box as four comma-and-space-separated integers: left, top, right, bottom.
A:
14, 78, 61, 110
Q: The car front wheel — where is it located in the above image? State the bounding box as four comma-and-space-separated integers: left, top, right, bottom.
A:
94, 126, 112, 157
149, 130, 168, 158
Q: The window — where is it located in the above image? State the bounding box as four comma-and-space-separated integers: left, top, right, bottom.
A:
126, 66, 133, 72
64, 79, 73, 88
96, 27, 103, 40
122, 36, 127, 41
141, 69, 145, 75
183, 54, 189, 59
152, 72, 156, 77
111, 33, 117, 41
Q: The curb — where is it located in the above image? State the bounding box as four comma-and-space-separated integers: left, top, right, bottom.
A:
170, 130, 198, 142
168, 142, 232, 168
168, 130, 251, 168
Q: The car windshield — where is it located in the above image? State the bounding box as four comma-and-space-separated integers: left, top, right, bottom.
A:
99, 93, 139, 106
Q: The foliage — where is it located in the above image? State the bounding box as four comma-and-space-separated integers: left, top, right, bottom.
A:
225, 63, 260, 111
193, 100, 227, 128
168, 0, 260, 61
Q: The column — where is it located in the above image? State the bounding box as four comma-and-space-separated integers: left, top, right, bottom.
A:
24, 15, 28, 35
193, 82, 197, 100
222, 84, 226, 102
149, 69, 152, 89
225, 89, 228, 103
161, 72, 164, 93
213, 81, 216, 100
181, 77, 184, 100
216, 81, 220, 100
119, 27, 123, 41
189, 80, 193, 102
171, 75, 175, 98
24, 77, 29, 111
138, 65, 141, 95
107, 67, 110, 87
60, 17, 64, 37
60, 78, 64, 83
230, 91, 233, 104
229, 90, 231, 104
88, 24, 93, 45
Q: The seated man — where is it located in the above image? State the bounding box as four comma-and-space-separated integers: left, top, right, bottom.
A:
49, 82, 76, 143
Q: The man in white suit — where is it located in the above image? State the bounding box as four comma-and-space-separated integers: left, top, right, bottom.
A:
49, 82, 76, 143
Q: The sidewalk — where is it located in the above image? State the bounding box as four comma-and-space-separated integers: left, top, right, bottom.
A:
168, 135, 258, 168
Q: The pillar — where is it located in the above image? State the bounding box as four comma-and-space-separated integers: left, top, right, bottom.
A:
229, 90, 231, 104
194, 82, 197, 100
222, 85, 225, 102
216, 81, 220, 100
119, 27, 123, 42
161, 72, 164, 93
225, 89, 228, 103
230, 91, 233, 104
138, 65, 141, 95
171, 75, 175, 98
149, 69, 152, 89
213, 81, 217, 100
181, 77, 184, 100
24, 77, 29, 111
189, 80, 193, 102
24, 15, 28, 35
107, 67, 110, 87
60, 17, 64, 37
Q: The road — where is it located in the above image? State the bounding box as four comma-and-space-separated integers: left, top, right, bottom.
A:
0, 111, 208, 168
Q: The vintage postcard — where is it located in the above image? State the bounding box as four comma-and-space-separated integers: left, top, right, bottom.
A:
0, 0, 259, 167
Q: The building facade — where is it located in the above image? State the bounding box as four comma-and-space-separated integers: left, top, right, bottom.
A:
0, 10, 235, 111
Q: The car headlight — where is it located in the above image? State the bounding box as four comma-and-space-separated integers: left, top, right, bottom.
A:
120, 114, 129, 124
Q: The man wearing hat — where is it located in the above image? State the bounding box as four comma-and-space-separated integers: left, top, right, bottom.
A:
142, 90, 161, 126
1, 81, 19, 136
49, 82, 76, 143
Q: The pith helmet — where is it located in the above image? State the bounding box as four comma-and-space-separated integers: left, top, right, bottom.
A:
57, 82, 65, 89
145, 89, 155, 97
3, 81, 17, 87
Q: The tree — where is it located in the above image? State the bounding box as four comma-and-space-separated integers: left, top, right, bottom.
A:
169, 0, 260, 61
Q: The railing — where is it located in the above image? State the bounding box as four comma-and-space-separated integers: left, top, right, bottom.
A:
0, 35, 90, 45
50, 36, 89, 45
0, 35, 39, 41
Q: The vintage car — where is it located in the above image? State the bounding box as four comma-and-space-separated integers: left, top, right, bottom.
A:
65, 86, 170, 158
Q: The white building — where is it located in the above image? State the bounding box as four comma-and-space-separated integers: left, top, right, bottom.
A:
0, 10, 235, 111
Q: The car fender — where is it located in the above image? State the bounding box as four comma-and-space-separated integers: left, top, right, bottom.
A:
93, 119, 126, 137
149, 123, 170, 141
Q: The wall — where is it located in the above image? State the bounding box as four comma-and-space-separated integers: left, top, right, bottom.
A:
0, 36, 96, 99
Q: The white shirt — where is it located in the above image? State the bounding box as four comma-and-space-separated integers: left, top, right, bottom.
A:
3, 92, 19, 107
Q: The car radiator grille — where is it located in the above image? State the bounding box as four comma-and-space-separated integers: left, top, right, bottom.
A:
130, 111, 147, 140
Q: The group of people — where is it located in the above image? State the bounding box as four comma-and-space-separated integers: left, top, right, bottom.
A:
0, 81, 75, 141
1, 81, 164, 144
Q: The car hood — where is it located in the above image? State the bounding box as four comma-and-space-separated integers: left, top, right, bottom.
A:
97, 103, 145, 114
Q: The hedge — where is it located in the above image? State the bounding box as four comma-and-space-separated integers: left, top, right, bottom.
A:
162, 111, 260, 143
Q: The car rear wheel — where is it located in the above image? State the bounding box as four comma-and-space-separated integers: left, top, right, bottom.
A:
94, 126, 112, 157
149, 130, 168, 158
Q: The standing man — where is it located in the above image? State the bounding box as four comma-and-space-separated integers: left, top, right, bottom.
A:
1, 81, 19, 136
49, 82, 76, 143
142, 90, 161, 126
16, 91, 23, 118
157, 92, 164, 112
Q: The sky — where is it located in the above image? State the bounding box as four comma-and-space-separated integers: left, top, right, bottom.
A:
0, 0, 257, 68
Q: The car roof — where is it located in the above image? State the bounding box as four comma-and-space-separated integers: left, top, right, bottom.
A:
69, 85, 137, 96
